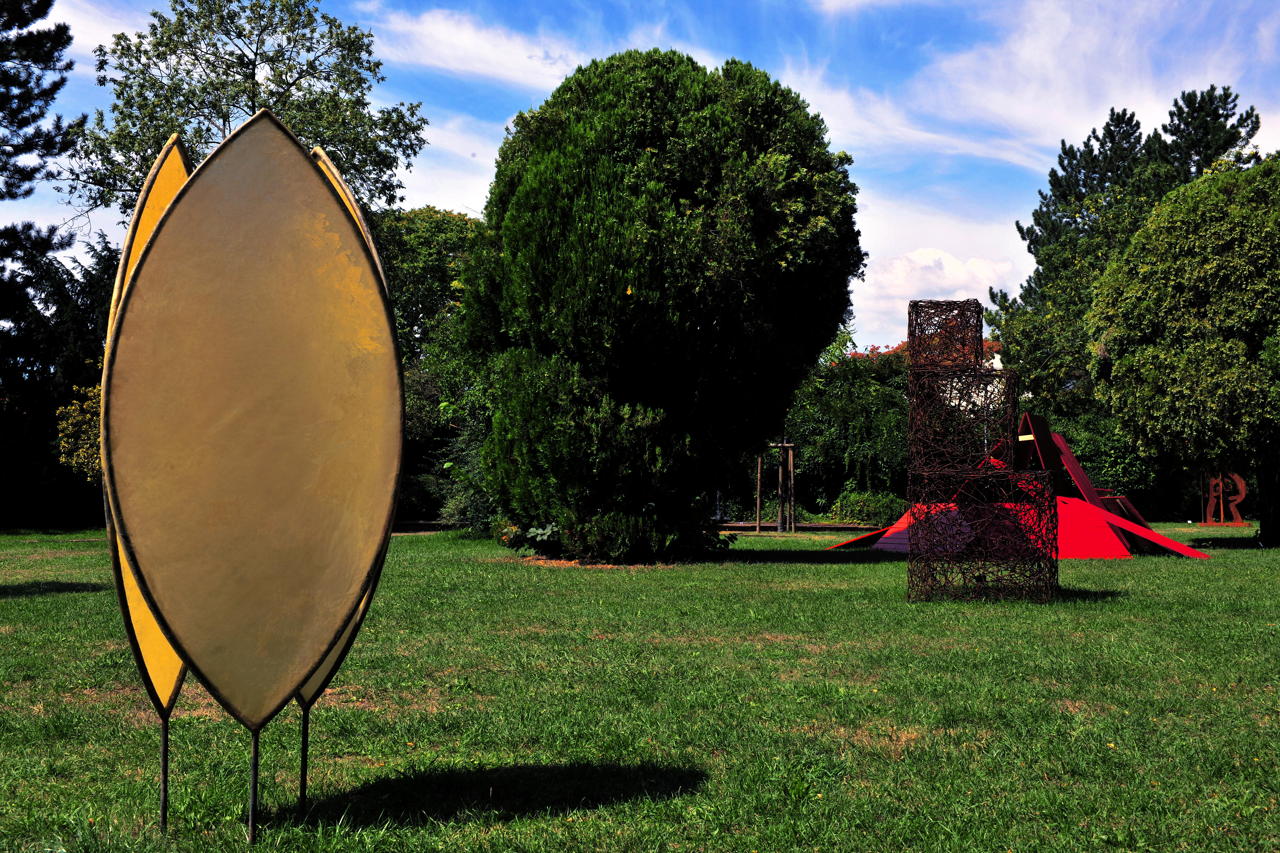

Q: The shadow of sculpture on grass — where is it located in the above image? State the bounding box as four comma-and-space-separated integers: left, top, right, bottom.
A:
0, 581, 111, 599
285, 761, 708, 827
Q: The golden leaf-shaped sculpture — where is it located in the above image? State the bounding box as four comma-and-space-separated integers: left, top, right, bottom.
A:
102, 111, 401, 732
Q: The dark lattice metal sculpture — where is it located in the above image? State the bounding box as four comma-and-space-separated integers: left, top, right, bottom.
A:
905, 299, 1057, 601
907, 470, 1058, 602
907, 299, 984, 367
907, 368, 1019, 471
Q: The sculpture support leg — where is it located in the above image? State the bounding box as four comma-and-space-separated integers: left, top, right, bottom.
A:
299, 705, 310, 815
248, 729, 260, 844
160, 716, 170, 832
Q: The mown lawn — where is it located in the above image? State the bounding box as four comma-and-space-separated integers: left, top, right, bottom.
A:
0, 525, 1276, 851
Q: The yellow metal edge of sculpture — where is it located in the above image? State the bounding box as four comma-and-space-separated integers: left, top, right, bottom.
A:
103, 134, 192, 716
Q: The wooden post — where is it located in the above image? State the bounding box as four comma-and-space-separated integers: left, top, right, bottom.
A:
776, 445, 785, 532
755, 455, 762, 533
788, 445, 796, 532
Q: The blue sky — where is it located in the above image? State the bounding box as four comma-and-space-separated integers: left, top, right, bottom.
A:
25, 0, 1280, 346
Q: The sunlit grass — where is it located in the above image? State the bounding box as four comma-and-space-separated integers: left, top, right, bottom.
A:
0, 525, 1275, 850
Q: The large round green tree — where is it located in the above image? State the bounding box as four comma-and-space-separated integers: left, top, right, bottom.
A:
465, 49, 864, 562
1088, 157, 1280, 544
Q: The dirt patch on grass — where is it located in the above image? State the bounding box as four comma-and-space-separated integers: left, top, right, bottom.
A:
51, 685, 157, 725
647, 634, 725, 646
0, 625, 13, 634
644, 632, 830, 650
10, 549, 104, 560
758, 580, 861, 592
172, 685, 228, 721
497, 625, 555, 637
519, 556, 676, 571
799, 721, 922, 760
331, 753, 389, 768
798, 719, 992, 760
1055, 698, 1114, 716
778, 659, 881, 685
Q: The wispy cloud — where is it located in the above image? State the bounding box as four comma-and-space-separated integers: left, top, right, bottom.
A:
905, 0, 1227, 151
370, 9, 588, 91
810, 0, 957, 12
621, 23, 727, 71
781, 61, 1044, 169
399, 113, 508, 217
789, 0, 1280, 174
51, 0, 148, 66
366, 6, 735, 95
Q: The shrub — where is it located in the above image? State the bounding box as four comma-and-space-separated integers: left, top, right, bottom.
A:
465, 49, 864, 562
829, 486, 905, 528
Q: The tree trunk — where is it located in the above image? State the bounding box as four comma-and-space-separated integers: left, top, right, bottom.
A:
1256, 463, 1279, 547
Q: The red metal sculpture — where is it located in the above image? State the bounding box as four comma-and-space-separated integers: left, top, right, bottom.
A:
831, 408, 1210, 560
1201, 472, 1249, 526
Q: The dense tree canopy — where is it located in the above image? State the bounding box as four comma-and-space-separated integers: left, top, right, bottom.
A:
988, 86, 1261, 502
784, 333, 906, 511
1088, 157, 1280, 543
1, 0, 79, 202
0, 0, 98, 526
466, 49, 864, 562
992, 89, 1259, 417
372, 206, 480, 363
3, 239, 117, 524
369, 206, 484, 523
65, 0, 426, 214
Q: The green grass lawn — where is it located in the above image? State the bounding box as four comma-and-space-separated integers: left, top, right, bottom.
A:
0, 525, 1276, 851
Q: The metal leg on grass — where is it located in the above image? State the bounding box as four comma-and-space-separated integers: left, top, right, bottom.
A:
248, 729, 260, 844
299, 704, 310, 815
160, 716, 170, 832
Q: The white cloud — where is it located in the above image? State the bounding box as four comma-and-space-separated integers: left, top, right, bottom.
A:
906, 0, 1196, 151
425, 114, 506, 165
621, 23, 726, 71
787, 0, 1280, 176
781, 61, 1044, 169
52, 0, 148, 66
371, 9, 587, 91
397, 113, 507, 216
850, 189, 1032, 346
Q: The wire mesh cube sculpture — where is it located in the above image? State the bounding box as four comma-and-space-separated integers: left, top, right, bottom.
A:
907, 299, 984, 367
907, 367, 1019, 471
905, 298, 1058, 602
906, 470, 1058, 602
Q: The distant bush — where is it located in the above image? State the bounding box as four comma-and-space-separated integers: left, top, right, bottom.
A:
829, 486, 904, 528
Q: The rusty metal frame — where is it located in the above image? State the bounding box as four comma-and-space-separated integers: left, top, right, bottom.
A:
907, 368, 1019, 471
907, 299, 984, 367
906, 470, 1058, 602
905, 299, 1057, 602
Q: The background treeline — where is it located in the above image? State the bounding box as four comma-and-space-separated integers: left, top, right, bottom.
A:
6, 0, 1279, 551
988, 85, 1269, 529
